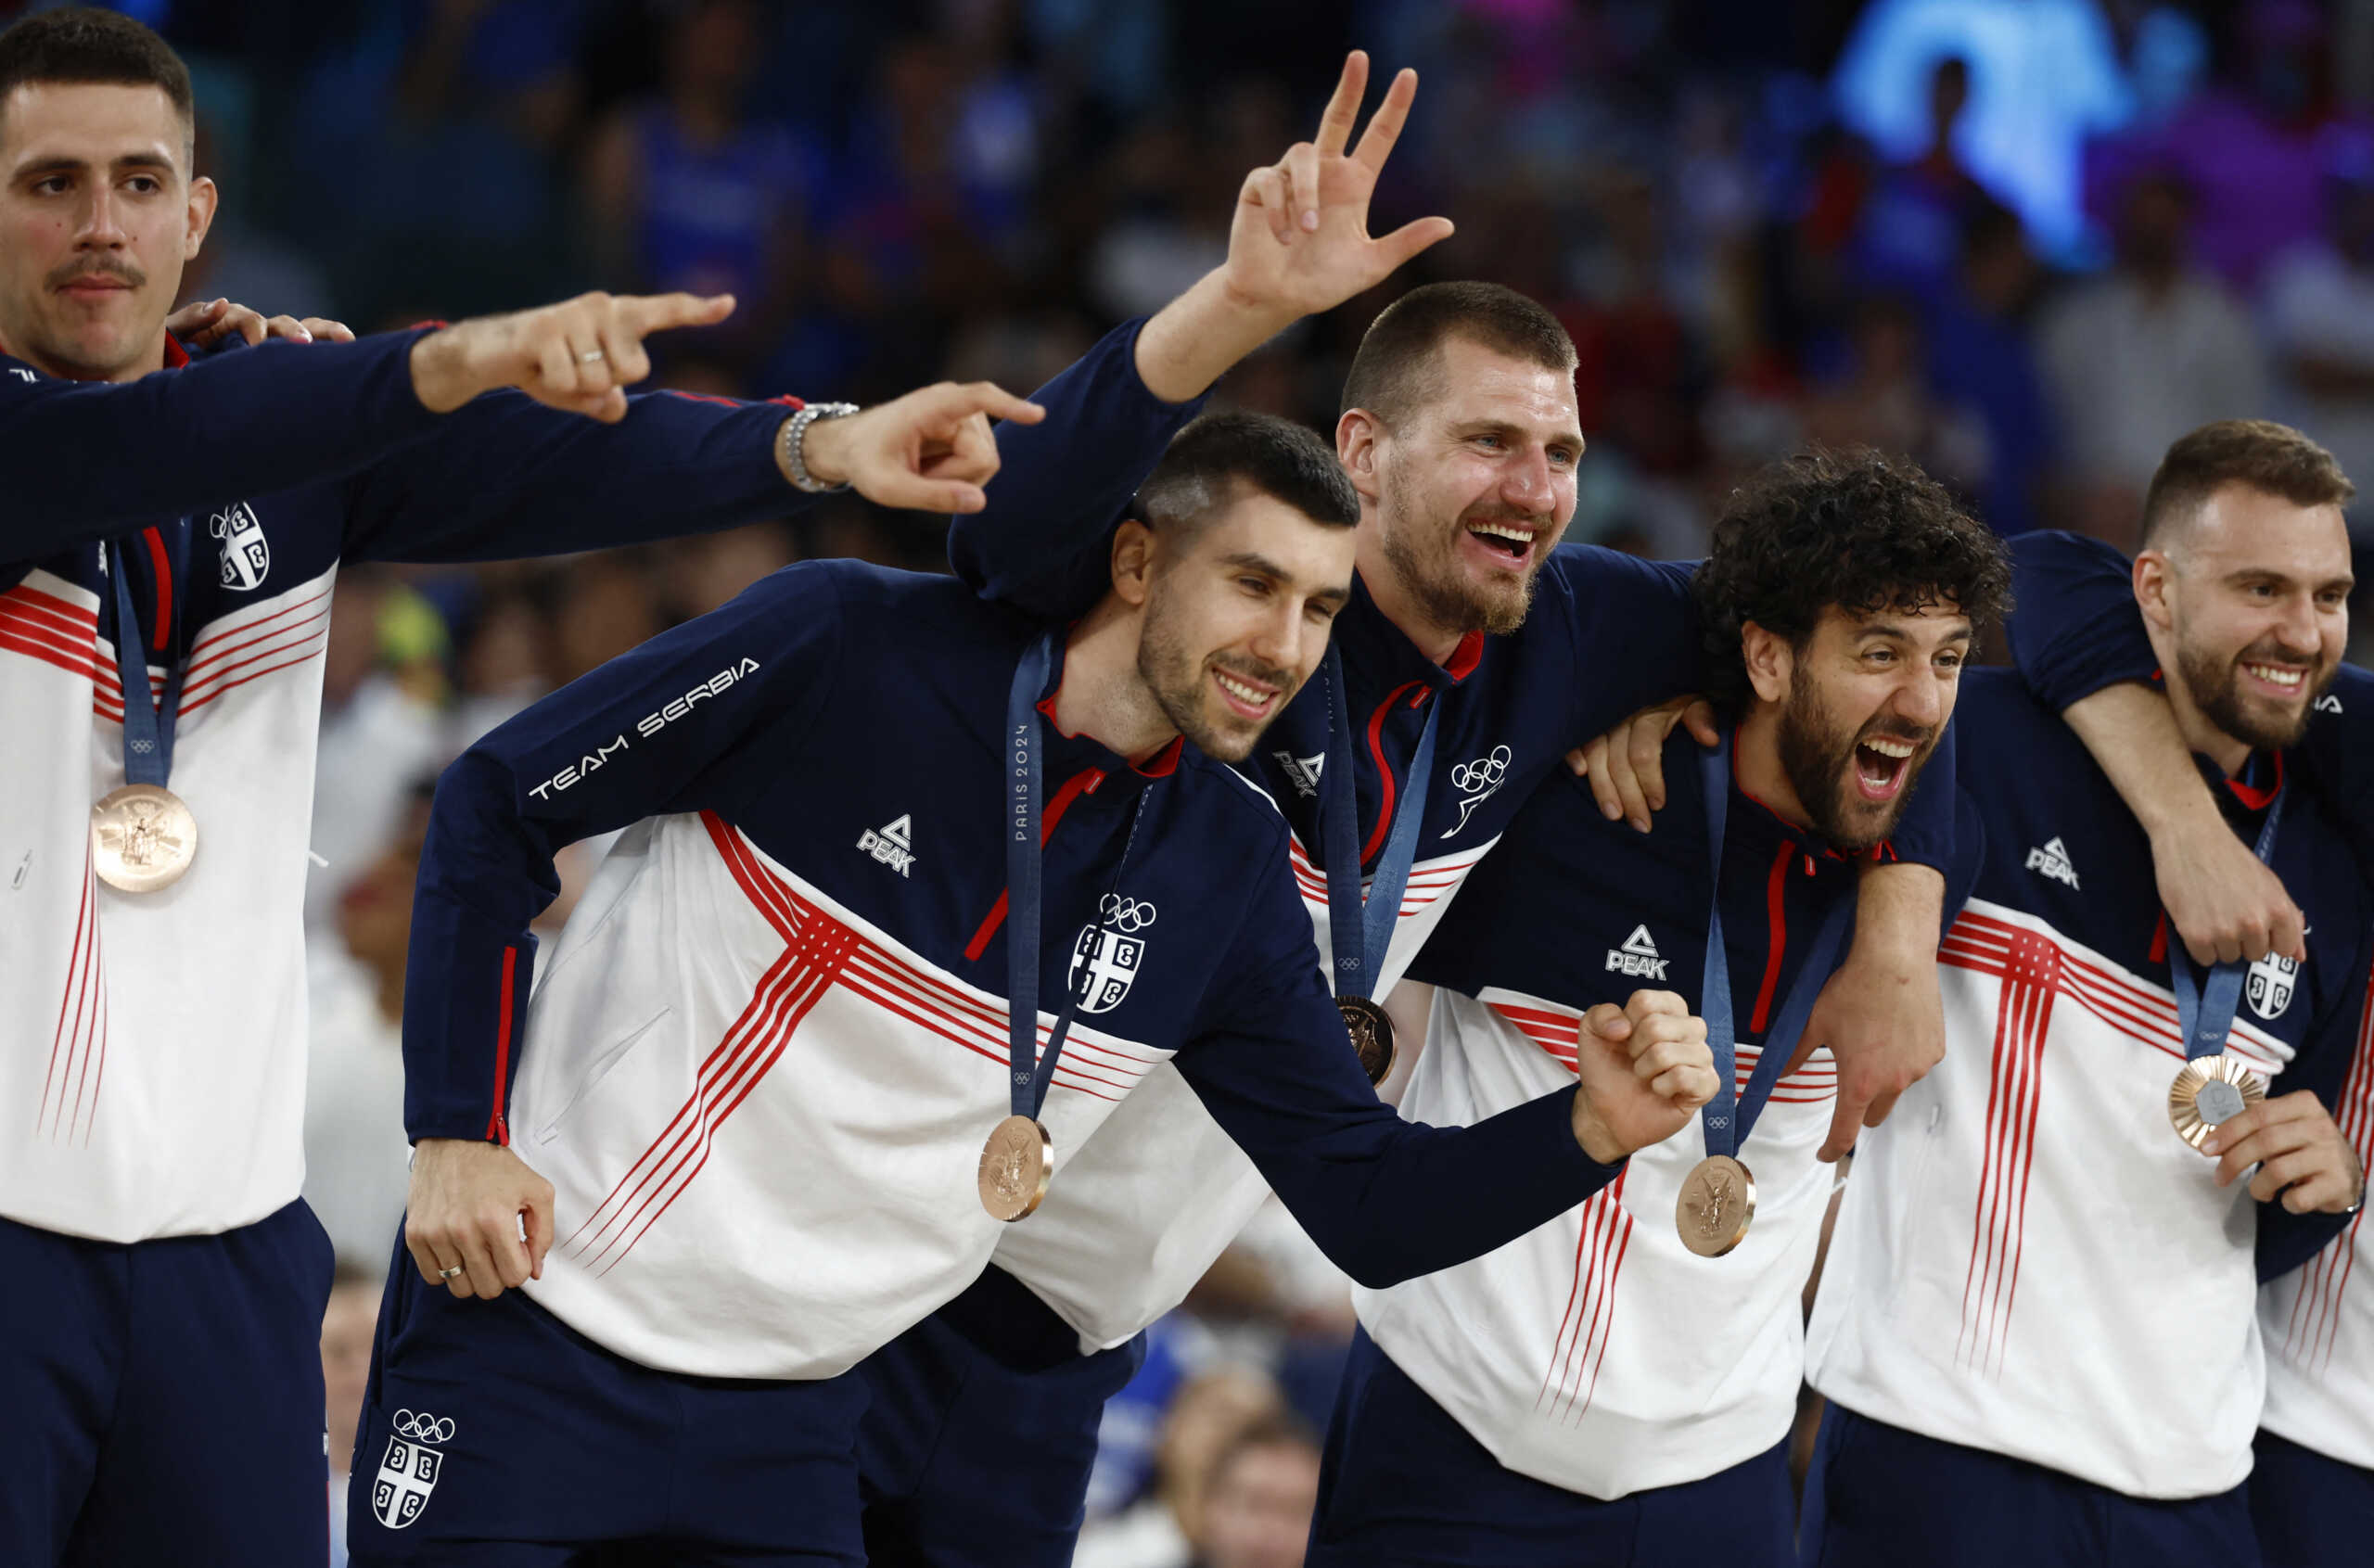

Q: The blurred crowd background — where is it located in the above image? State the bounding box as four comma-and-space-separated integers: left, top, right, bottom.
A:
25, 0, 2374, 1560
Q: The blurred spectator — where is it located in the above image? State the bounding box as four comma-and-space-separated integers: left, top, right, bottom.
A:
303, 789, 427, 1269
307, 568, 451, 929
581, 0, 822, 371
2087, 0, 2372, 293
548, 553, 665, 687
2036, 169, 2266, 545
322, 1259, 383, 1568
1077, 1367, 1290, 1568
1831, 0, 2132, 261
1845, 55, 1989, 300
2262, 137, 2374, 516
1193, 1416, 1324, 1568
1920, 198, 2055, 533
1803, 295, 1989, 503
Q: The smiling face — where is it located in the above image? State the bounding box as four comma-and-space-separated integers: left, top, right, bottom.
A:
1747, 602, 1971, 853
2152, 482, 2352, 758
1133, 487, 1356, 762
0, 80, 210, 380
1349, 335, 1583, 639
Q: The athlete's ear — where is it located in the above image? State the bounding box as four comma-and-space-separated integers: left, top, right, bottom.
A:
2133, 550, 2176, 633
1337, 409, 1384, 504
1110, 519, 1155, 608
1740, 619, 1792, 706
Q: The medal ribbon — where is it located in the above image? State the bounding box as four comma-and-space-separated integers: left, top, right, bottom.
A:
1003, 629, 1151, 1122
1696, 736, 1855, 1160
1318, 644, 1442, 1001
2168, 781, 2287, 1062
108, 534, 187, 786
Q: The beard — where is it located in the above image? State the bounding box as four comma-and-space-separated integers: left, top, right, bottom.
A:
1135, 585, 1297, 763
1378, 461, 1546, 636
2176, 631, 2335, 756
1774, 678, 1937, 853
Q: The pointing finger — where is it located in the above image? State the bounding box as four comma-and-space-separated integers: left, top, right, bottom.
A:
619, 290, 736, 337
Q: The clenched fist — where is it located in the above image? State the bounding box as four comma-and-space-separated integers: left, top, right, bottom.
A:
1572, 989, 1717, 1165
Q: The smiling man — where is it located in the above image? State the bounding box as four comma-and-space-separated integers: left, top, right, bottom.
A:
0, 9, 1048, 1566
1308, 449, 2000, 1568
875, 56, 1962, 1568
1801, 422, 2373, 1568
359, 410, 1716, 1564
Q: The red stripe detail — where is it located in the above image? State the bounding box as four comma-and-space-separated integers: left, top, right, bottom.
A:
2, 583, 99, 633
962, 765, 1105, 961
140, 526, 171, 652
60, 860, 108, 1145
177, 646, 327, 717
1749, 842, 1792, 1033
1444, 631, 1485, 681
179, 583, 336, 682
485, 948, 517, 1144
0, 626, 108, 687
36, 837, 96, 1138
1952, 925, 2055, 1378
1359, 682, 1428, 867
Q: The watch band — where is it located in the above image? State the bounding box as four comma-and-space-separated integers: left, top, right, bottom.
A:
778, 402, 860, 493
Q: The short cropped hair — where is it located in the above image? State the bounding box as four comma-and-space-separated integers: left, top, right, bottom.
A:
1135, 410, 1360, 541
1694, 448, 2011, 713
2139, 419, 2355, 550
1340, 281, 1577, 427
0, 7, 195, 141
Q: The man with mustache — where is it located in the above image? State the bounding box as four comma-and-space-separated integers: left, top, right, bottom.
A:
361, 411, 1717, 1564
1799, 419, 2371, 1566
1303, 449, 2002, 1567
862, 50, 1963, 1568
0, 9, 1045, 1565
1989, 424, 2374, 1568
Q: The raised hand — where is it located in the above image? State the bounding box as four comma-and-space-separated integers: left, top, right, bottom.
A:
1571, 989, 1717, 1164
1220, 51, 1455, 324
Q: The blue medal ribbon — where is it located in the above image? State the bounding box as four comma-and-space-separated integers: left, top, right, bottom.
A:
2169, 779, 2287, 1063
1318, 644, 1442, 1001
1003, 629, 1149, 1122
1695, 736, 1855, 1160
108, 533, 187, 787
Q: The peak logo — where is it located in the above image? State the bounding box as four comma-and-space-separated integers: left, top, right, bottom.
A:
1605, 924, 1668, 980
2025, 836, 2079, 889
1273, 751, 1325, 798
857, 813, 915, 876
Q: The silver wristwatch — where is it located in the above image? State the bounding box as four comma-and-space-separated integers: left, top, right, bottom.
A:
777, 402, 860, 493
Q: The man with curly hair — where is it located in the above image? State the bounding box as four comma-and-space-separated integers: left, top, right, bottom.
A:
1800, 419, 2373, 1566
1302, 449, 2005, 1566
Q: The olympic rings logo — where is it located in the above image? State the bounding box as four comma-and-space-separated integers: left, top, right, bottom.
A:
1099, 894, 1157, 933
1451, 746, 1512, 796
392, 1409, 455, 1445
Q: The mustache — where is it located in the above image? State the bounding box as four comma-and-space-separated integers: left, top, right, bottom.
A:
2235, 638, 2324, 669
1209, 652, 1297, 694
1856, 719, 1935, 750
47, 259, 145, 290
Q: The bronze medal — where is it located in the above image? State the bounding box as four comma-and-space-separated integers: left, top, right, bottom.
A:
977, 1114, 1053, 1221
91, 784, 198, 894
2168, 1056, 2265, 1152
1338, 995, 1395, 1085
1676, 1154, 1756, 1257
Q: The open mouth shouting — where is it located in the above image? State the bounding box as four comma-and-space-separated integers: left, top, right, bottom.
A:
1850, 731, 1925, 803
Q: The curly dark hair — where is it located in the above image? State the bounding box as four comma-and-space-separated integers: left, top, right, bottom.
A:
1693, 448, 2011, 714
